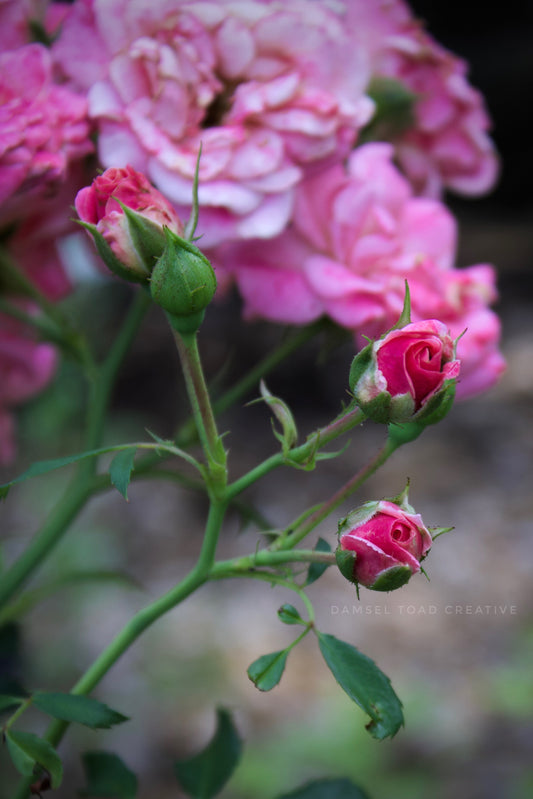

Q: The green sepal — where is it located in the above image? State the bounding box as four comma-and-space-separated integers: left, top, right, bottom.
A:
357, 391, 393, 425
390, 281, 412, 331
335, 547, 357, 584
117, 201, 168, 271
77, 221, 149, 284
150, 227, 216, 321
348, 342, 373, 393
369, 565, 412, 592
413, 378, 457, 427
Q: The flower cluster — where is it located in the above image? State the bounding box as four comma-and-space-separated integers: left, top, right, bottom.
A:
216, 143, 504, 398
0, 0, 505, 461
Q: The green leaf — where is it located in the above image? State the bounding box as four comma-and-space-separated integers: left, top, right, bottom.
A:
174, 708, 242, 799
306, 538, 332, 586
316, 632, 403, 740
277, 777, 372, 799
81, 751, 138, 798
0, 445, 134, 499
277, 604, 305, 626
0, 694, 24, 714
109, 449, 136, 500
33, 692, 129, 729
247, 649, 289, 692
5, 730, 63, 787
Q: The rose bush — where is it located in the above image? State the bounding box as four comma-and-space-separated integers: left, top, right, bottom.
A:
337, 498, 432, 591
75, 165, 184, 281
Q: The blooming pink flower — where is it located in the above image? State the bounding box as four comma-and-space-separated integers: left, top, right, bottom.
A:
53, 0, 373, 246
341, 0, 499, 197
351, 319, 460, 424
75, 165, 184, 279
216, 143, 503, 397
0, 308, 57, 464
337, 499, 432, 591
0, 43, 93, 225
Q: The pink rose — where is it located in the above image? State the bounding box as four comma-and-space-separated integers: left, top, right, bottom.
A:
218, 143, 503, 398
341, 0, 499, 197
54, 0, 373, 246
350, 319, 460, 424
0, 43, 92, 225
75, 165, 184, 280
337, 499, 432, 591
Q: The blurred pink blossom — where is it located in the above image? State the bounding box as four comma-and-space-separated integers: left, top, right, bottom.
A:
53, 0, 373, 246
0, 308, 57, 464
217, 143, 504, 397
342, 0, 499, 197
0, 43, 93, 225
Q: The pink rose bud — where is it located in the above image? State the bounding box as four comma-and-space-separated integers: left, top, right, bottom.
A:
350, 319, 461, 425
336, 497, 432, 592
75, 166, 183, 283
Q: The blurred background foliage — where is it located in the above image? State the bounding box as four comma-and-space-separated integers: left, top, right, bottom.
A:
1, 1, 533, 797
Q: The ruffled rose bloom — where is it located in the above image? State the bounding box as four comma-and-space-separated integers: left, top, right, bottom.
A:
216, 143, 504, 397
53, 0, 373, 246
341, 0, 499, 197
0, 308, 57, 465
337, 499, 432, 591
75, 165, 184, 279
0, 43, 93, 225
351, 319, 460, 424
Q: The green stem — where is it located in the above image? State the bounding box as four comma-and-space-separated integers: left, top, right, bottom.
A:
276, 437, 397, 551
227, 406, 365, 500
0, 290, 151, 609
11, 500, 226, 799
172, 329, 226, 492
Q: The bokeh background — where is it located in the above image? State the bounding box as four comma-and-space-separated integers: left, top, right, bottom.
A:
1, 1, 533, 797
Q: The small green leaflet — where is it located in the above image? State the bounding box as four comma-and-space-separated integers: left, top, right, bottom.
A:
174, 708, 242, 799
306, 538, 332, 586
277, 777, 372, 799
0, 445, 132, 500
316, 632, 404, 740
109, 449, 136, 500
247, 649, 289, 692
5, 730, 63, 788
32, 692, 129, 729
0, 694, 23, 714
277, 604, 305, 626
81, 751, 138, 799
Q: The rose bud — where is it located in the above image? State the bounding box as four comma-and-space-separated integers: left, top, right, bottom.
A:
150, 228, 217, 335
75, 166, 183, 283
349, 319, 461, 425
336, 497, 432, 592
